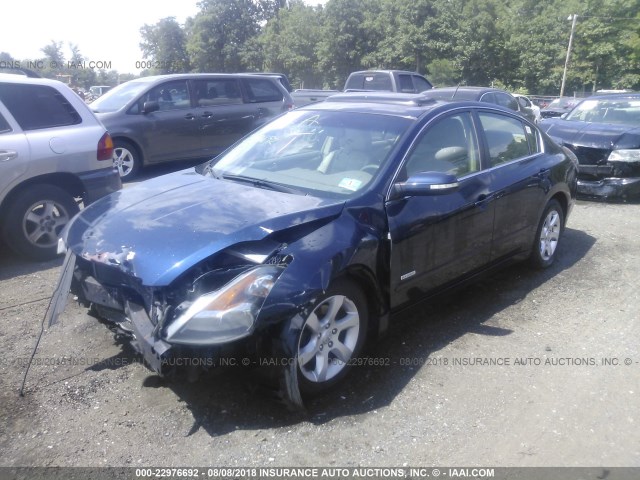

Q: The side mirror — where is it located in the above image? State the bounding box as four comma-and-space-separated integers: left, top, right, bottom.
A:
392, 171, 459, 198
517, 97, 529, 108
142, 101, 159, 114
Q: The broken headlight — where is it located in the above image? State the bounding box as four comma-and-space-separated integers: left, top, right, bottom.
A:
608, 149, 640, 162
164, 266, 284, 345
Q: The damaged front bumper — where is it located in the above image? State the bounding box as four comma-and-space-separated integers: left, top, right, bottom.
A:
577, 162, 640, 200
577, 176, 640, 200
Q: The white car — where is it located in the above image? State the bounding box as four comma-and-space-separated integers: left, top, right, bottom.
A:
515, 94, 541, 123
0, 71, 121, 260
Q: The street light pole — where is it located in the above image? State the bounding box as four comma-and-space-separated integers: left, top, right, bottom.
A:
560, 14, 578, 98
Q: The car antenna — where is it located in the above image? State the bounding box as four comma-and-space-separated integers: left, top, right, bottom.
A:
452, 84, 460, 100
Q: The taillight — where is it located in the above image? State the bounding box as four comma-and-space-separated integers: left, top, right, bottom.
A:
97, 132, 114, 161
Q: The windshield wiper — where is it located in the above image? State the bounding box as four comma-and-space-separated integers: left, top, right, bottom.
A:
219, 174, 304, 195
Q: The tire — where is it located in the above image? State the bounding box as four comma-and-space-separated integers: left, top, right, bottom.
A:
2, 185, 79, 261
112, 139, 141, 180
529, 199, 564, 269
290, 279, 369, 395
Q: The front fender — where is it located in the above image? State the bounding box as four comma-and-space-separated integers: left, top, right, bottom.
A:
257, 207, 385, 330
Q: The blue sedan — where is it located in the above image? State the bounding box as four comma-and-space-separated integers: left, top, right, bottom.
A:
52, 92, 577, 408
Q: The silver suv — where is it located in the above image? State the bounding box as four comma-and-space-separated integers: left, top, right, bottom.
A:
0, 72, 121, 260
89, 73, 295, 179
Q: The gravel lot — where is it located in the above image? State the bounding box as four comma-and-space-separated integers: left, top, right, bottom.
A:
0, 198, 639, 468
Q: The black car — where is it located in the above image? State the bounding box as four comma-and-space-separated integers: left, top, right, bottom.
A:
540, 97, 578, 119
540, 93, 640, 200
50, 92, 577, 407
421, 86, 536, 123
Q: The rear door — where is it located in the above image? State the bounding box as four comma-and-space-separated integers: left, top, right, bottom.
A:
476, 110, 547, 260
192, 77, 256, 158
386, 111, 496, 308
0, 106, 30, 200
240, 77, 287, 126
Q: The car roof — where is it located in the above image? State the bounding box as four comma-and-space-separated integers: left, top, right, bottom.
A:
301, 91, 509, 119
420, 86, 510, 101
0, 73, 67, 87
579, 92, 640, 101
127, 73, 283, 85
349, 69, 423, 75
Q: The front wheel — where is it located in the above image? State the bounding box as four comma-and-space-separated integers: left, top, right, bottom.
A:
529, 199, 564, 269
2, 185, 79, 261
291, 279, 369, 395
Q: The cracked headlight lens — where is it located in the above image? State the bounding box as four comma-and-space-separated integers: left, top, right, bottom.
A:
165, 265, 283, 345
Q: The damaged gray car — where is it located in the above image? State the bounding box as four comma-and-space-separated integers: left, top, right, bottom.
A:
48, 93, 577, 407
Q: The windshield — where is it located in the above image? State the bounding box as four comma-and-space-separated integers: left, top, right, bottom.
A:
565, 98, 640, 125
546, 97, 575, 110
90, 81, 151, 112
207, 110, 412, 197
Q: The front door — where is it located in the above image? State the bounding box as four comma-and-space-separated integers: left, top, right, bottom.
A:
133, 80, 200, 164
386, 111, 496, 308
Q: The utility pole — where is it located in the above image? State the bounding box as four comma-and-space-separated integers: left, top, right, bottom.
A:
560, 14, 578, 98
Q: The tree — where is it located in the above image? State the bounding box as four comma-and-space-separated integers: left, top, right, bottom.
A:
249, 0, 323, 88
317, 0, 383, 88
68, 43, 97, 89
187, 0, 265, 72
140, 17, 190, 74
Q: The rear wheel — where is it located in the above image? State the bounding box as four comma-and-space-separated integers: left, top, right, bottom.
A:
2, 185, 79, 261
292, 279, 369, 394
113, 140, 141, 180
529, 199, 564, 269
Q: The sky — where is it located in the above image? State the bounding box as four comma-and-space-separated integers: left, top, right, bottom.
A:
0, 0, 326, 75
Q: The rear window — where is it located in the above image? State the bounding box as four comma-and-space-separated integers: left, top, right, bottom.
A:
345, 73, 393, 91
0, 83, 81, 130
243, 78, 283, 103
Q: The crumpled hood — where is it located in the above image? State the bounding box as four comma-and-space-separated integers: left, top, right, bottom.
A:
541, 119, 640, 150
64, 169, 344, 286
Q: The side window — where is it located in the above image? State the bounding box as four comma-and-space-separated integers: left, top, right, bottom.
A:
479, 112, 532, 167
136, 80, 190, 112
194, 79, 243, 106
243, 79, 282, 103
403, 112, 480, 179
518, 96, 531, 108
495, 92, 519, 111
413, 75, 433, 92
0, 83, 81, 130
0, 111, 11, 133
480, 92, 496, 105
398, 75, 415, 93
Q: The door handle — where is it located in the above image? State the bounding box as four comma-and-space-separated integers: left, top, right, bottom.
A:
0, 150, 18, 162
201, 111, 213, 119
184, 113, 195, 120
474, 193, 489, 206
537, 168, 550, 178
